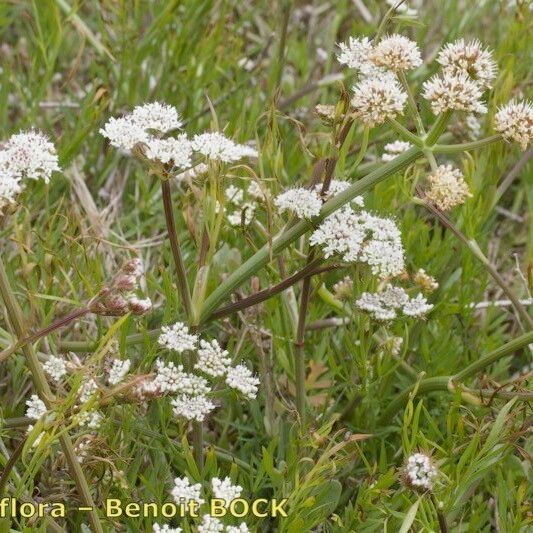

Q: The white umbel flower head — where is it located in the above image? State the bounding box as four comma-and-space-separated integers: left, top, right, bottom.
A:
226, 364, 260, 399
494, 100, 533, 150
26, 394, 47, 420
0, 174, 22, 213
404, 452, 438, 491
171, 394, 216, 422
100, 102, 182, 151
107, 359, 132, 385
351, 77, 407, 126
198, 514, 224, 533
79, 378, 98, 403
0, 131, 60, 183
153, 524, 182, 533
211, 477, 243, 506
144, 135, 192, 168
356, 284, 433, 320
195, 339, 232, 377
152, 360, 211, 395
158, 322, 198, 353
422, 72, 487, 115
191, 132, 257, 163
129, 102, 182, 133
310, 207, 405, 278
171, 476, 205, 506
437, 39, 497, 88
382, 140, 411, 161
313, 179, 352, 200
370, 34, 422, 72
425, 164, 472, 210
43, 356, 67, 382
274, 188, 322, 218
337, 37, 380, 77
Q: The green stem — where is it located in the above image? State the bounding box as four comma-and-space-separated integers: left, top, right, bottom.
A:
424, 111, 452, 146
379, 330, 533, 422
161, 179, 193, 320
199, 146, 424, 323
433, 135, 502, 153
0, 257, 103, 533
352, 127, 370, 168
398, 70, 425, 136
386, 118, 424, 147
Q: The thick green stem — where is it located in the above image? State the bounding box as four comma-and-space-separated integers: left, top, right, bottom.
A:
398, 70, 425, 136
433, 135, 502, 153
199, 146, 424, 323
0, 257, 103, 533
424, 111, 452, 146
161, 179, 193, 320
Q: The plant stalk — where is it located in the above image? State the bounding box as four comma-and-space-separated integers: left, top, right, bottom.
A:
0, 256, 103, 533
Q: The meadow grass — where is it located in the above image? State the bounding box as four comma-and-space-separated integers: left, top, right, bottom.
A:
0, 1, 531, 531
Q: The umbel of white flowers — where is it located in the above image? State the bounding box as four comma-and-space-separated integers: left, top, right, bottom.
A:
100, 102, 257, 169
134, 322, 260, 422
0, 131, 60, 213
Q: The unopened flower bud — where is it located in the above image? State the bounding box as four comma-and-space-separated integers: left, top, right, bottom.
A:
128, 296, 152, 315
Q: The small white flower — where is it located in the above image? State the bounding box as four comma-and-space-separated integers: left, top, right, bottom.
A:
26, 394, 47, 420
171, 476, 205, 506
198, 514, 224, 533
79, 378, 98, 403
422, 72, 487, 115
129, 102, 183, 133
191, 133, 257, 163
226, 525, 250, 533
152, 360, 211, 395
437, 39, 497, 88
494, 100, 533, 150
425, 164, 472, 210
107, 359, 132, 385
196, 339, 232, 377
0, 131, 60, 183
370, 34, 422, 72
225, 185, 244, 205
144, 135, 192, 168
313, 179, 352, 200
158, 322, 198, 353
153, 524, 182, 533
211, 477, 243, 506
405, 452, 438, 491
171, 394, 216, 422
351, 77, 407, 126
382, 140, 411, 162
99, 116, 149, 150
76, 409, 103, 430
225, 365, 260, 400
43, 356, 67, 382
356, 284, 433, 320
414, 269, 439, 293
337, 37, 390, 79
274, 188, 322, 218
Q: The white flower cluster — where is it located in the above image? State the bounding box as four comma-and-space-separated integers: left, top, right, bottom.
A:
274, 187, 322, 219
101, 103, 256, 168
310, 200, 405, 278
356, 284, 433, 320
405, 452, 438, 491
0, 131, 60, 212
381, 140, 411, 162
141, 323, 260, 421
437, 39, 497, 88
313, 179, 354, 200
369, 34, 422, 72
422, 72, 487, 115
107, 358, 132, 385
211, 477, 243, 506
76, 410, 103, 430
494, 100, 533, 150
79, 378, 98, 403
225, 365, 260, 400
43, 355, 67, 382
26, 394, 47, 420
169, 475, 249, 531
171, 476, 205, 506
158, 322, 198, 353
153, 524, 182, 533
425, 164, 472, 210
191, 132, 258, 164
